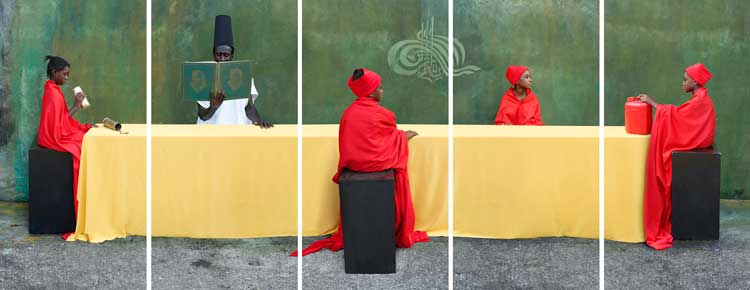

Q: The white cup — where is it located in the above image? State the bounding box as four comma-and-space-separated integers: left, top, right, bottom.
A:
74, 86, 90, 109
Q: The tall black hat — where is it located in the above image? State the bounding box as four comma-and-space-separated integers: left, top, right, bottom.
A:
213, 15, 234, 51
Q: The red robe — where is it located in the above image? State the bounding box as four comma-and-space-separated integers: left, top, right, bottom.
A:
292, 96, 429, 256
37, 80, 91, 238
644, 87, 715, 250
494, 88, 544, 125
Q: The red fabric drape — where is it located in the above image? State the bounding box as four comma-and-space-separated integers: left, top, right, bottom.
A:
292, 96, 429, 256
494, 88, 544, 125
644, 87, 715, 250
37, 80, 91, 239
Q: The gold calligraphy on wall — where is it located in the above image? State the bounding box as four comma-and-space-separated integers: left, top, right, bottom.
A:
387, 17, 480, 82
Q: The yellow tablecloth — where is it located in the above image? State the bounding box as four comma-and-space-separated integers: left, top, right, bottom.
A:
72, 124, 146, 243
604, 126, 649, 242
302, 125, 448, 237
454, 125, 599, 239
151, 125, 297, 238
72, 124, 298, 242
73, 124, 644, 242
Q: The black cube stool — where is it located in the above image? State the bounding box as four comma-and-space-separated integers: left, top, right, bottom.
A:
28, 145, 76, 234
671, 148, 721, 240
339, 168, 396, 274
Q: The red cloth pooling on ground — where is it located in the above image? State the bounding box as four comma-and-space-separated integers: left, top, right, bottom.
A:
643, 87, 715, 250
291, 96, 429, 256
37, 80, 91, 239
494, 88, 544, 125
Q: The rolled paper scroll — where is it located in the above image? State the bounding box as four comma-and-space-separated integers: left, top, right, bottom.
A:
73, 86, 90, 109
102, 117, 122, 131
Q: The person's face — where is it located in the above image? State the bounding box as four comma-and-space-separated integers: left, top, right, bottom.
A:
516, 70, 532, 89
370, 85, 383, 102
682, 72, 698, 93
214, 46, 233, 62
52, 66, 70, 86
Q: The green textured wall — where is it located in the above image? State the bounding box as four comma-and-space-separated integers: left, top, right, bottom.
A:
454, 0, 599, 125
152, 0, 297, 124
605, 0, 750, 199
302, 0, 448, 124
0, 0, 146, 201
0, 0, 17, 200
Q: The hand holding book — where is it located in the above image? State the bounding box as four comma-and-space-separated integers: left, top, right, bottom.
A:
209, 90, 225, 109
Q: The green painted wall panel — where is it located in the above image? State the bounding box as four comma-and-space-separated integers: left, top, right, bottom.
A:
302, 0, 448, 124
454, 0, 599, 125
0, 0, 20, 200
152, 0, 297, 124
605, 0, 750, 199
3, 0, 746, 201
1, 0, 145, 201
50, 0, 147, 125
9, 0, 61, 201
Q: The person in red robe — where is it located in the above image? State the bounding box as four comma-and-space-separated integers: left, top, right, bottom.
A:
494, 65, 544, 125
36, 55, 95, 239
292, 68, 429, 256
638, 63, 716, 250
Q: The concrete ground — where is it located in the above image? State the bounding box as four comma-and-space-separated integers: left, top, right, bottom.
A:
3, 200, 749, 289
0, 202, 297, 290
454, 237, 598, 290
152, 237, 296, 290
301, 236, 449, 290
0, 201, 446, 290
0, 202, 146, 290
605, 200, 750, 290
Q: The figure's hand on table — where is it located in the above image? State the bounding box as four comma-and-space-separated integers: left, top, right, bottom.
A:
405, 130, 418, 140
254, 120, 274, 129
209, 90, 225, 109
91, 124, 99, 128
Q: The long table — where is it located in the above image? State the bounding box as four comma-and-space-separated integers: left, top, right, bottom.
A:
151, 125, 297, 238
70, 124, 644, 243
454, 125, 599, 239
72, 124, 446, 242
71, 124, 146, 243
604, 126, 649, 242
71, 124, 298, 242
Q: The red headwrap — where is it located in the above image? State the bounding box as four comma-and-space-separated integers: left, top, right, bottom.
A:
347, 68, 381, 98
505, 65, 529, 85
685, 63, 712, 86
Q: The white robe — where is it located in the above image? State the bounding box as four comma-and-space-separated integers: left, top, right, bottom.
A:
196, 79, 259, 125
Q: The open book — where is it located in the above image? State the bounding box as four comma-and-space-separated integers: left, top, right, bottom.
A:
182, 60, 252, 101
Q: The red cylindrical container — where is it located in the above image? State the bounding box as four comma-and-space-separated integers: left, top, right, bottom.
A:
624, 97, 652, 135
